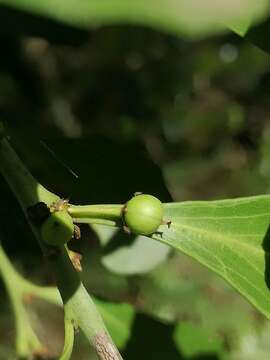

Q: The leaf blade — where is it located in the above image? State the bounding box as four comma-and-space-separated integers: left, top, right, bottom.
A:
153, 195, 270, 318
0, 0, 268, 38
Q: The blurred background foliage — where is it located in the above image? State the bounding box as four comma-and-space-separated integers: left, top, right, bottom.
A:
1, 1, 270, 359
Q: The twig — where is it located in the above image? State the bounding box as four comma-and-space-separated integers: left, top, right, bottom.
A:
0, 132, 123, 359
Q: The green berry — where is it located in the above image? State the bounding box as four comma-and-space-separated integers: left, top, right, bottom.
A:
41, 209, 74, 246
123, 194, 164, 235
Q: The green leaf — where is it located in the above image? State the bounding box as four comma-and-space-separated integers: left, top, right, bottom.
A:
232, 321, 270, 360
173, 321, 224, 358
152, 195, 270, 319
225, 4, 270, 54
228, 15, 270, 54
1, 0, 268, 38
92, 224, 170, 275
226, 6, 268, 38
94, 299, 135, 348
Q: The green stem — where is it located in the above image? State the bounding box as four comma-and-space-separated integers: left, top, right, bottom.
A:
0, 134, 123, 359
0, 244, 42, 357
59, 312, 75, 360
68, 204, 122, 222
49, 245, 123, 358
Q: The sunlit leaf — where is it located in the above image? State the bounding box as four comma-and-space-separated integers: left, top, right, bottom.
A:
152, 195, 270, 319
173, 321, 224, 357
232, 321, 270, 360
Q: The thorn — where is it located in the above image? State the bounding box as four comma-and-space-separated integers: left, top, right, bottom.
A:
73, 224, 81, 240
68, 250, 83, 272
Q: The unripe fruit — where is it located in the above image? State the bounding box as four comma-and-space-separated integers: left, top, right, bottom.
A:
41, 209, 74, 246
123, 194, 164, 235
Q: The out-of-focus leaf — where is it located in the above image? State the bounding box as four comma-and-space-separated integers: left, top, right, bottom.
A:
173, 321, 224, 358
92, 224, 170, 275
0, 0, 268, 38
152, 195, 270, 319
231, 321, 270, 360
94, 299, 135, 349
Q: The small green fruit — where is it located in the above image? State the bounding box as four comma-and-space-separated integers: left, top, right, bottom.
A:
123, 194, 164, 235
41, 210, 74, 246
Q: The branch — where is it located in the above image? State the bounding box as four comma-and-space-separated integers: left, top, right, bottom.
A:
0, 132, 123, 360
